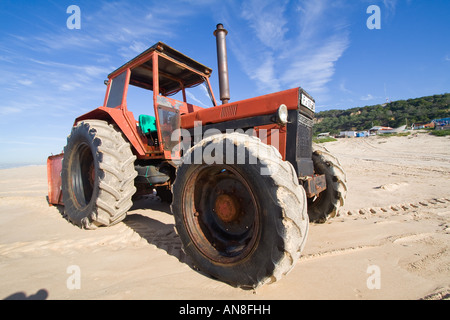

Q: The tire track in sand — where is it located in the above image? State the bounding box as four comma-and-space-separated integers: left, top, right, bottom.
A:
339, 196, 450, 218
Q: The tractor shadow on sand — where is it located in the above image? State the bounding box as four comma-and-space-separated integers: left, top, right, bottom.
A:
124, 195, 196, 268
125, 196, 248, 287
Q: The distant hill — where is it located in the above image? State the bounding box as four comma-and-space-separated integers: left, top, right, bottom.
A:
313, 93, 450, 135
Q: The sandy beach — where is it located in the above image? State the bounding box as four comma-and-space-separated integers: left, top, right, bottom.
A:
0, 133, 449, 300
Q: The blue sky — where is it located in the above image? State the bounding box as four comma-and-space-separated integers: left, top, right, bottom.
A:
0, 0, 449, 167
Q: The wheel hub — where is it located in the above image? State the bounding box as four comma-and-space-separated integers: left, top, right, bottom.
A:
182, 165, 260, 263
214, 194, 240, 223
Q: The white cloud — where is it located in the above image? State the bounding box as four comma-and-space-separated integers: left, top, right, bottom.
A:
251, 55, 281, 93
241, 0, 289, 49
225, 0, 349, 97
17, 79, 33, 86
296, 0, 328, 41
83, 65, 111, 78
186, 91, 209, 108
282, 34, 349, 94
0, 1, 199, 125
361, 94, 375, 101
0, 107, 22, 116
18, 1, 192, 57
383, 0, 398, 16
59, 82, 82, 91
282, 0, 350, 94
119, 41, 149, 60
25, 59, 110, 89
339, 80, 354, 94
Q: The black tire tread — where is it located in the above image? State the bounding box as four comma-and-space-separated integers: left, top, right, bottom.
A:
308, 143, 347, 222
172, 132, 308, 287
63, 120, 137, 229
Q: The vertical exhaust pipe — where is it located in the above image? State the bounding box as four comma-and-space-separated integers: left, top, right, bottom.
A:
214, 23, 230, 104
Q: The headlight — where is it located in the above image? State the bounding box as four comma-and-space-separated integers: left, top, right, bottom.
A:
277, 104, 288, 125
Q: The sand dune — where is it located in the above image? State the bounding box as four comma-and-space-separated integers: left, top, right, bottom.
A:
0, 133, 449, 300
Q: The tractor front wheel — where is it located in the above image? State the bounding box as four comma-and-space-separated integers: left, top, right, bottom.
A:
171, 133, 309, 288
307, 143, 347, 223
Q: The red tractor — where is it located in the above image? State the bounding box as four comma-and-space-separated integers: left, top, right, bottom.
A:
47, 24, 346, 288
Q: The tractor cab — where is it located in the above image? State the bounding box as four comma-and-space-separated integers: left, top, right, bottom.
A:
77, 42, 216, 159
121, 42, 216, 103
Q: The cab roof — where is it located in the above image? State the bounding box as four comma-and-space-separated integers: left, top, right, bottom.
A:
108, 42, 213, 96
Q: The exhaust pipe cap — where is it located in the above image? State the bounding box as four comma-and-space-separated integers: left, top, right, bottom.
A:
214, 23, 228, 36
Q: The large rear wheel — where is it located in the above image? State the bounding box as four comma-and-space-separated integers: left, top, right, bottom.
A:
61, 120, 137, 229
172, 133, 308, 288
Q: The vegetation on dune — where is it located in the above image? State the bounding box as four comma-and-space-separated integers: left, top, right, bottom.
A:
313, 93, 450, 135
430, 130, 450, 137
313, 137, 338, 144
377, 132, 412, 138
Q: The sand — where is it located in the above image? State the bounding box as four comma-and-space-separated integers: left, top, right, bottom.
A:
0, 133, 449, 300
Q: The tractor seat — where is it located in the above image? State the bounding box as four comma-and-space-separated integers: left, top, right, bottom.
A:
139, 114, 157, 135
